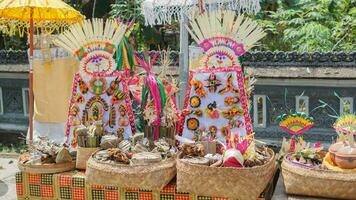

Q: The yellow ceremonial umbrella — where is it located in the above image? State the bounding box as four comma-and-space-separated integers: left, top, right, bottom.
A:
0, 0, 84, 142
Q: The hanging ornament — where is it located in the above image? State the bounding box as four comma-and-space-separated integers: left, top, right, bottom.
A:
219, 74, 239, 95
69, 104, 80, 126
109, 105, 116, 128
187, 118, 200, 131
107, 77, 122, 96
205, 101, 219, 119
90, 104, 102, 121
205, 72, 222, 93
229, 119, 244, 129
118, 104, 129, 126
117, 128, 124, 142
82, 110, 88, 126
191, 79, 206, 98
190, 109, 203, 118
85, 96, 109, 111
190, 96, 201, 108
89, 77, 107, 95
78, 79, 88, 94
222, 107, 244, 119
208, 125, 218, 139
221, 126, 229, 138
110, 90, 125, 104
224, 96, 240, 106
74, 94, 85, 104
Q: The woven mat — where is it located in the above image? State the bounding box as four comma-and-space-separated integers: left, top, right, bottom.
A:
16, 171, 267, 200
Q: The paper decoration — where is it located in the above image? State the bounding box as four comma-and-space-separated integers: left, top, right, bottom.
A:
54, 19, 127, 76
277, 112, 315, 136
334, 114, 356, 135
66, 72, 135, 146
181, 67, 252, 143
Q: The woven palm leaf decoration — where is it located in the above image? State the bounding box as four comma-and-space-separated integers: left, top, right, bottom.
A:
334, 114, 356, 135
277, 112, 314, 136
54, 19, 127, 76
185, 10, 266, 69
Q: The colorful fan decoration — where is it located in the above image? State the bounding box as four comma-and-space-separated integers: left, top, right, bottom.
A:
277, 112, 315, 136
54, 19, 128, 76
334, 114, 356, 135
185, 10, 266, 69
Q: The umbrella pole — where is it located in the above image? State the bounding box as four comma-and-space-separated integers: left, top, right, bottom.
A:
28, 8, 34, 144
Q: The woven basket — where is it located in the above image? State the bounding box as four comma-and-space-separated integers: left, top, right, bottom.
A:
176, 148, 276, 200
18, 160, 76, 174
282, 154, 356, 199
86, 154, 176, 190
76, 147, 99, 170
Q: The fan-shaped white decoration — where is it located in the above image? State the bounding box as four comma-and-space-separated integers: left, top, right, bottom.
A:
186, 10, 266, 68
142, 0, 261, 26
54, 19, 127, 76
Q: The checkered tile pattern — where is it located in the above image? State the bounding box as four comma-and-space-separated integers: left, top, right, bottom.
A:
59, 174, 72, 187
104, 190, 119, 200
40, 185, 54, 197
60, 186, 72, 199
41, 174, 53, 185
16, 172, 264, 200
29, 184, 40, 197
16, 183, 24, 196
92, 189, 105, 200
73, 187, 85, 200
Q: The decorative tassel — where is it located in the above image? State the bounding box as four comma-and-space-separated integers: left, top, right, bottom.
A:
82, 110, 88, 126
109, 105, 116, 128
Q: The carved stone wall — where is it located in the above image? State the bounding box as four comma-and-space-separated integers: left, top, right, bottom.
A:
253, 85, 356, 142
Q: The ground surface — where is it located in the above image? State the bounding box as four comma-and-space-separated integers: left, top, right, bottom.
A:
0, 154, 18, 200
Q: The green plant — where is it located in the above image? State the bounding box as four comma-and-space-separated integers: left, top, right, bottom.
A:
255, 0, 355, 52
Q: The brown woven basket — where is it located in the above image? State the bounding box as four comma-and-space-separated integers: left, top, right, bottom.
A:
86, 154, 176, 190
76, 147, 99, 170
18, 160, 76, 174
282, 154, 356, 199
176, 148, 276, 200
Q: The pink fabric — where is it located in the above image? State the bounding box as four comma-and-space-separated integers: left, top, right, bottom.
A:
135, 52, 161, 140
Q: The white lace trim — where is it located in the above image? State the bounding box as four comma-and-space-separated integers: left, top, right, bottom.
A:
142, 0, 261, 26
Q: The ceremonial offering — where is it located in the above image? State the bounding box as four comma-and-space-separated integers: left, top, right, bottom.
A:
331, 114, 356, 169
281, 113, 356, 199
282, 154, 356, 199
86, 138, 177, 190
54, 19, 136, 148
176, 10, 275, 200
137, 50, 179, 145
18, 137, 75, 174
